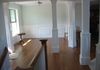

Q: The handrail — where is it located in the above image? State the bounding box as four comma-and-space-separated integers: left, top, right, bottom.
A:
0, 47, 8, 70
40, 39, 48, 70
14, 39, 48, 70
30, 39, 48, 70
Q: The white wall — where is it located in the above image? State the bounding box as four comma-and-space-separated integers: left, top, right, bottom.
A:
75, 3, 82, 31
9, 3, 23, 44
22, 2, 68, 38
0, 3, 8, 54
0, 2, 11, 70
22, 3, 52, 38
8, 2, 81, 39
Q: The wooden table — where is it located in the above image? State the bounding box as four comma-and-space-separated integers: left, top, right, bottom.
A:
12, 38, 42, 69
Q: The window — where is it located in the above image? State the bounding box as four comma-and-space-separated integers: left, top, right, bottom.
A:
9, 9, 20, 37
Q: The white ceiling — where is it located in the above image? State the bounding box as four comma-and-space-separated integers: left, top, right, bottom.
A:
10, 1, 51, 6
4, 0, 97, 2
9, 0, 81, 6
5, 0, 98, 5
5, 0, 79, 2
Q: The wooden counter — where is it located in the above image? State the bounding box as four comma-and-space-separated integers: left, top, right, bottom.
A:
12, 38, 42, 69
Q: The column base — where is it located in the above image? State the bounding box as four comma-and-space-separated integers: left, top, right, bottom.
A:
52, 29, 59, 53
68, 29, 76, 48
68, 39, 76, 48
52, 47, 60, 53
80, 56, 90, 65
80, 32, 91, 65
52, 38, 59, 53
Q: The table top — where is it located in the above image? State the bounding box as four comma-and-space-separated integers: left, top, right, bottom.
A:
12, 38, 42, 69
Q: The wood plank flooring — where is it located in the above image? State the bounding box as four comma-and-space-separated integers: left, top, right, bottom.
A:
12, 38, 95, 70
47, 38, 91, 70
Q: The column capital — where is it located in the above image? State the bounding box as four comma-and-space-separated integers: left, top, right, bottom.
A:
51, 0, 57, 4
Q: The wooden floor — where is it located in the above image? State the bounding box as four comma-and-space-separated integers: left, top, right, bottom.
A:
47, 38, 93, 70
12, 38, 95, 70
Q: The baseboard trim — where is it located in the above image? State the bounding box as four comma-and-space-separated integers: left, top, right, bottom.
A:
52, 48, 60, 53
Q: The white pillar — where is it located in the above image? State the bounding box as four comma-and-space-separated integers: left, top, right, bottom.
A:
51, 0, 59, 53
80, 0, 91, 65
67, 2, 76, 48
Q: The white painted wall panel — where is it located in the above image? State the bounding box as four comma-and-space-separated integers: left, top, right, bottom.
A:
8, 2, 82, 39
22, 2, 68, 38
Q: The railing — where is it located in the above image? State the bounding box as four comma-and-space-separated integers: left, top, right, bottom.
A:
40, 40, 48, 70
0, 47, 8, 70
14, 39, 48, 70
